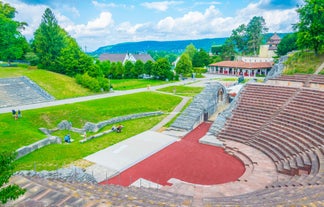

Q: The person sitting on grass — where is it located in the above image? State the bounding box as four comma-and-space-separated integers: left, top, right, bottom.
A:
116, 125, 123, 133
64, 134, 71, 143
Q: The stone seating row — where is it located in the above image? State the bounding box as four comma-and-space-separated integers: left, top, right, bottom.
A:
7, 175, 193, 207
216, 84, 323, 177
202, 184, 324, 206
268, 74, 312, 82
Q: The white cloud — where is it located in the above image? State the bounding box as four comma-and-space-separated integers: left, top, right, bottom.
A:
156, 5, 231, 39
141, 1, 183, 12
87, 12, 113, 29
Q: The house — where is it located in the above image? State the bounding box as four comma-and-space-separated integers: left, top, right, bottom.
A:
208, 60, 273, 77
99, 53, 154, 64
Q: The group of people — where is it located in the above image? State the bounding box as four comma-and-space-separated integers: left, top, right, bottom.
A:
12, 109, 22, 120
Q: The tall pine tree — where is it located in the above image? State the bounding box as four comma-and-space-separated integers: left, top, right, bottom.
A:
33, 8, 66, 70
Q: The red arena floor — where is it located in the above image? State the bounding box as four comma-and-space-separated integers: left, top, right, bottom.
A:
101, 122, 245, 186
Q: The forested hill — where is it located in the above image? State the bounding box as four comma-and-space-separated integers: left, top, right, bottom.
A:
89, 37, 227, 56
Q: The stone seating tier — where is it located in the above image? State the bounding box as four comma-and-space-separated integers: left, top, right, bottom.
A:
216, 84, 324, 176
7, 175, 193, 207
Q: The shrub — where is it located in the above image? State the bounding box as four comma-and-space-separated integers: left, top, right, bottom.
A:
75, 73, 101, 92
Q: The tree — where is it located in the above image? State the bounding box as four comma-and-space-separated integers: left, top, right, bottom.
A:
184, 43, 197, 60
231, 24, 248, 54
33, 8, 66, 70
294, 0, 324, 55
175, 53, 192, 76
144, 60, 154, 76
192, 48, 210, 67
57, 36, 94, 76
246, 16, 268, 56
124, 60, 134, 78
0, 151, 26, 204
152, 58, 171, 80
134, 60, 144, 77
0, 2, 29, 62
276, 33, 298, 56
221, 38, 236, 60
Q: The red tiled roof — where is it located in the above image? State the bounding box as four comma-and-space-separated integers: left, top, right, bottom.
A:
209, 61, 273, 69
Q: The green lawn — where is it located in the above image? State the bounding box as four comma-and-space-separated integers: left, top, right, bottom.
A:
0, 92, 182, 171
157, 85, 203, 96
110, 79, 174, 90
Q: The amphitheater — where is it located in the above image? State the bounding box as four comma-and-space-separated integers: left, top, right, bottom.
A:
4, 67, 324, 206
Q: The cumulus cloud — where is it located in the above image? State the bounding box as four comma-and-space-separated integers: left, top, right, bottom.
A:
156, 5, 232, 39
141, 1, 183, 12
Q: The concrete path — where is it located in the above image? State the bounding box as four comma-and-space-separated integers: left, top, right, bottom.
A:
84, 131, 178, 182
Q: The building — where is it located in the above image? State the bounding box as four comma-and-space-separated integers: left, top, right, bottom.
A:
259, 33, 281, 58
99, 53, 154, 64
208, 60, 273, 77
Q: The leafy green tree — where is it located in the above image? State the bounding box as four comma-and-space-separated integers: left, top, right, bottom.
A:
124, 60, 134, 78
276, 33, 298, 56
134, 60, 144, 77
0, 151, 26, 204
24, 52, 39, 66
144, 60, 154, 76
57, 36, 94, 76
33, 8, 66, 70
97, 60, 111, 78
0, 2, 29, 63
246, 16, 268, 55
152, 58, 171, 80
221, 38, 236, 60
294, 0, 324, 55
175, 53, 192, 75
184, 43, 197, 60
192, 48, 210, 67
231, 24, 248, 54
115, 62, 124, 79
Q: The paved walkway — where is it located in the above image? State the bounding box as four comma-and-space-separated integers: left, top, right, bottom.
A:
85, 131, 178, 182
315, 61, 324, 74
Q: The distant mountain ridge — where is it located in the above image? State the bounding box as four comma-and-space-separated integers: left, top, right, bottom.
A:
90, 37, 227, 56
90, 33, 289, 56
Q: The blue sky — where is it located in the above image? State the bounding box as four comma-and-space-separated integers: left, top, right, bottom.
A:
5, 0, 303, 52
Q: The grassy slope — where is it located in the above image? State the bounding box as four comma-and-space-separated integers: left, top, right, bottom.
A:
283, 51, 324, 75
0, 67, 93, 99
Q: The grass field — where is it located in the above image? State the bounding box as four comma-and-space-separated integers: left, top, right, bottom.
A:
0, 92, 182, 171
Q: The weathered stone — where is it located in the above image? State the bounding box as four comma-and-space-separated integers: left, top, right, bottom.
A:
83, 122, 99, 132
16, 136, 61, 159
57, 120, 72, 130
15, 166, 97, 184
171, 83, 227, 130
